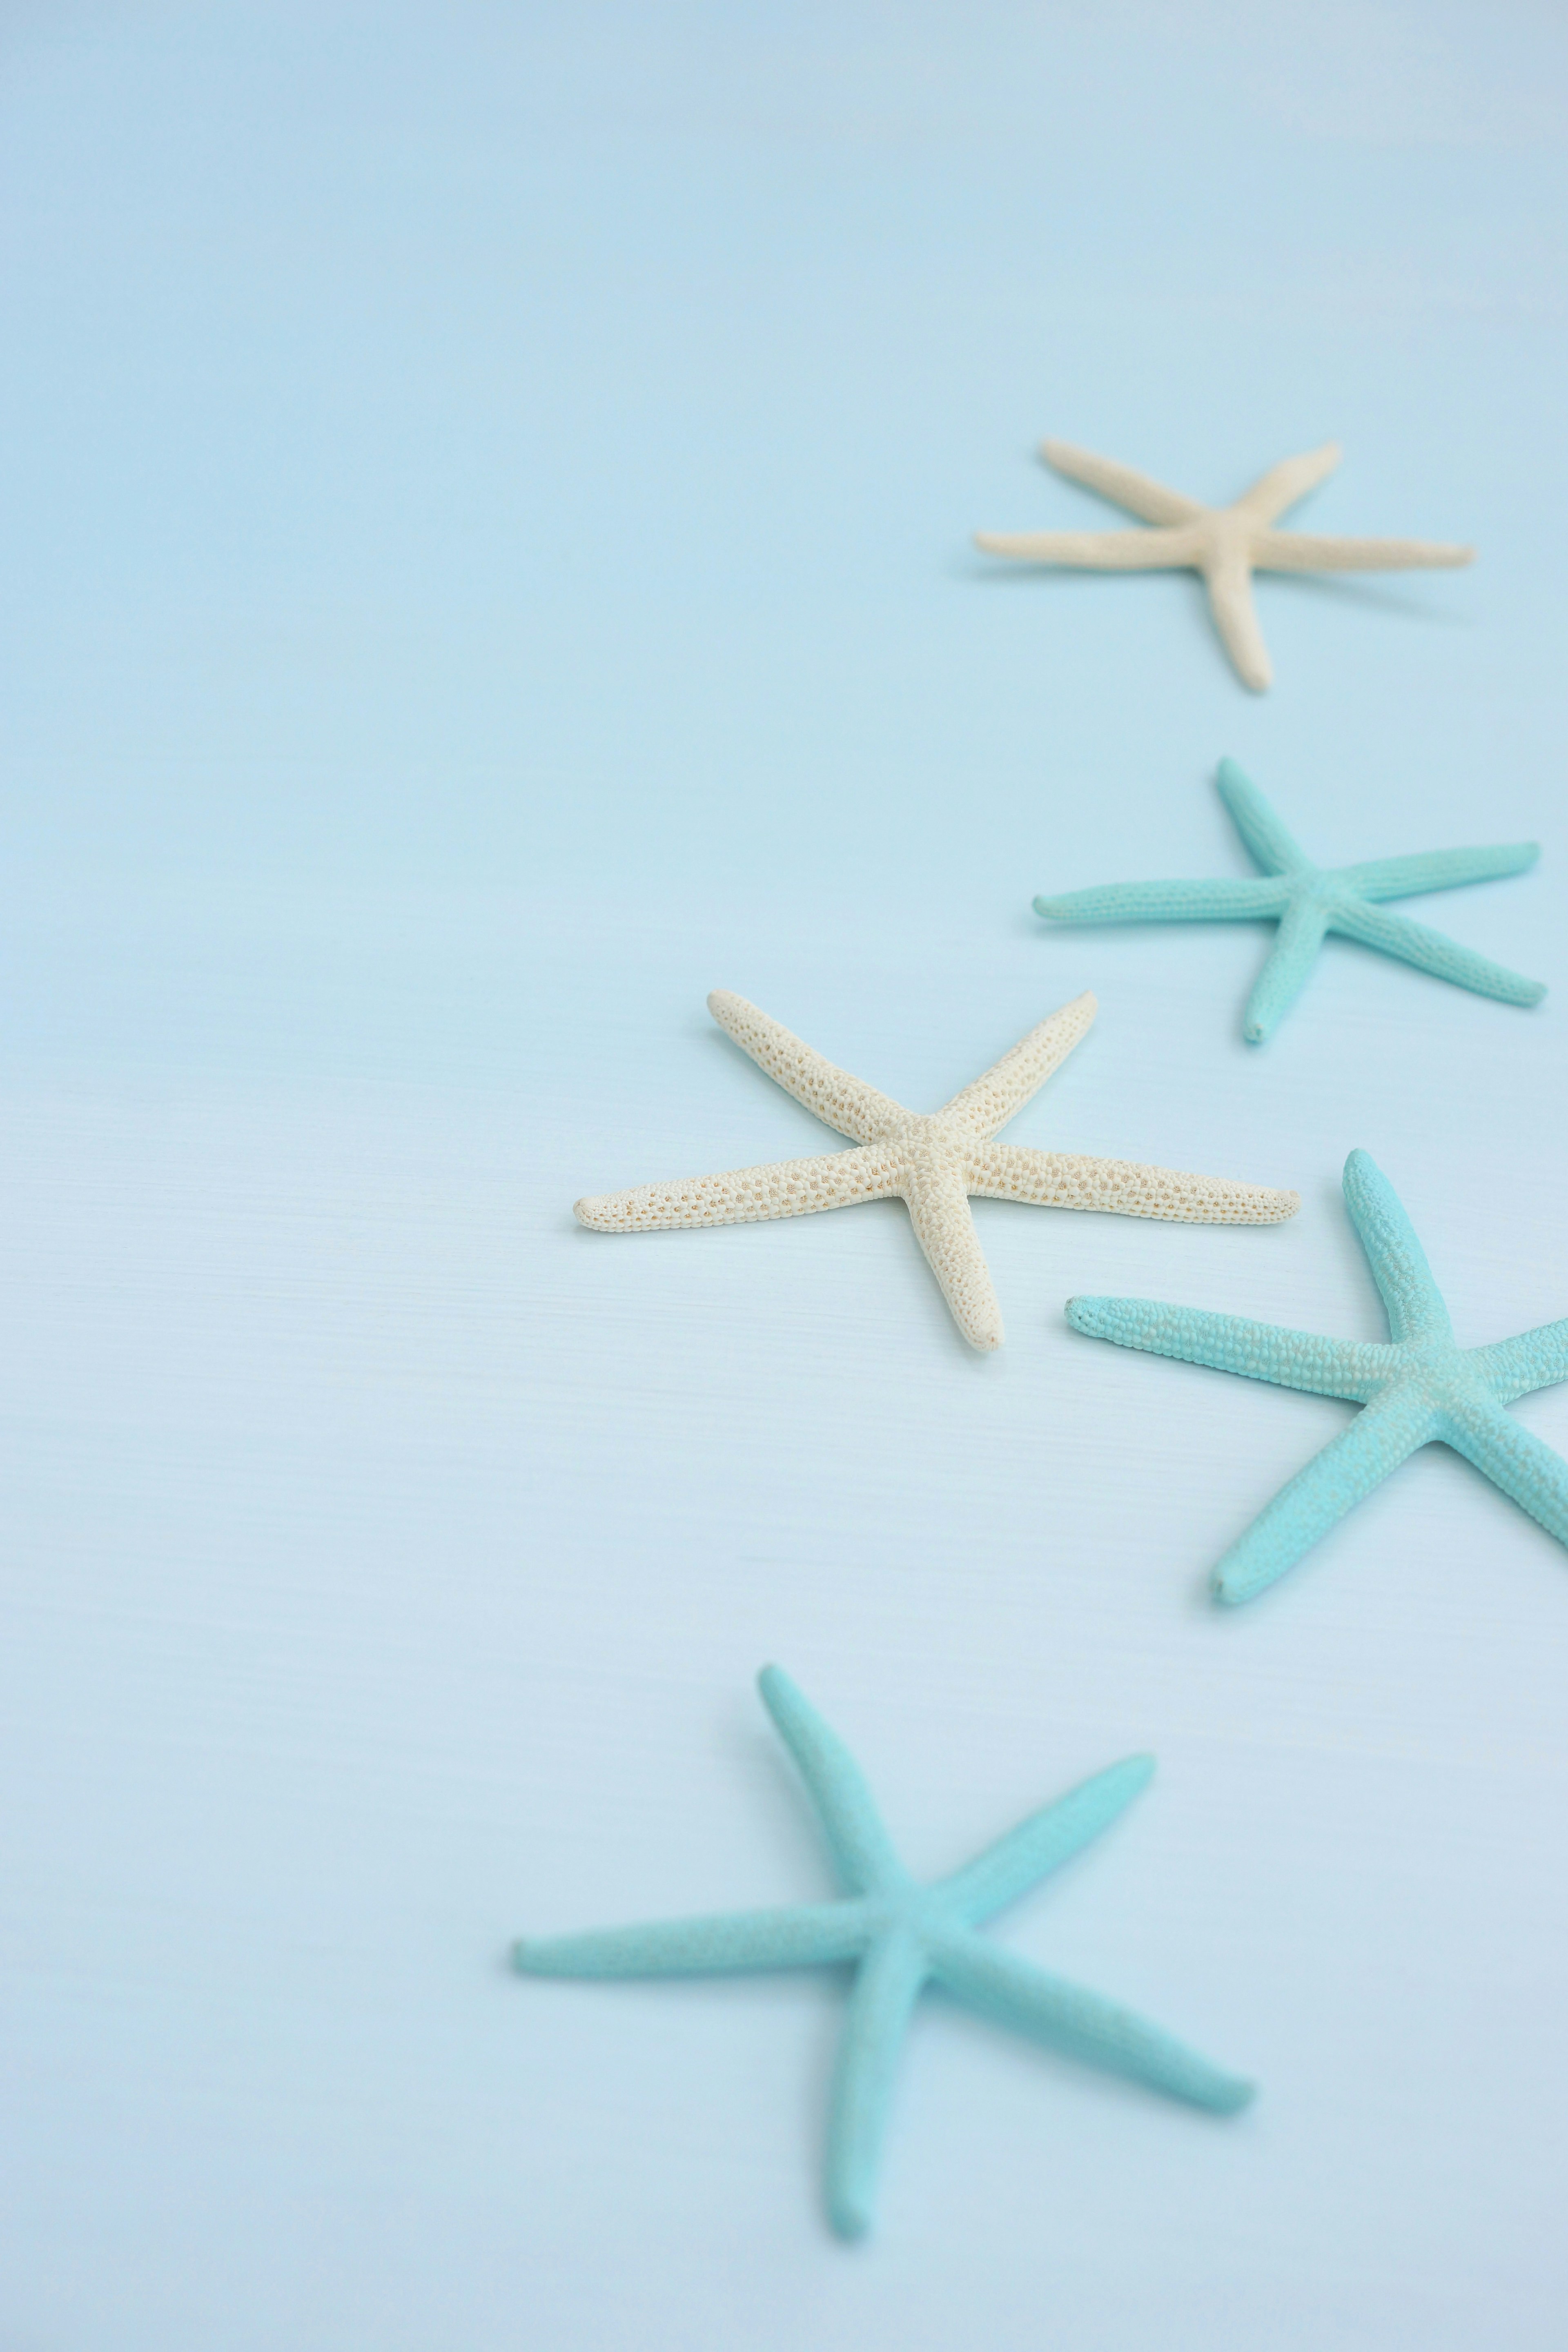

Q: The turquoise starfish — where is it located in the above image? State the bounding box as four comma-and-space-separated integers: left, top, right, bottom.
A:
514, 1667, 1254, 2239
1068, 1151, 1568, 1606
1033, 760, 1544, 1043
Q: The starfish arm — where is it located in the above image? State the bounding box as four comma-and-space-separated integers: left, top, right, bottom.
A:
1441, 1400, 1568, 1552
929, 1934, 1254, 2114
1203, 552, 1273, 690
1214, 759, 1313, 877
1065, 1296, 1388, 1402
1033, 878, 1290, 924
1242, 898, 1328, 1043
513, 1898, 869, 1979
1231, 440, 1341, 524
1253, 530, 1473, 572
1328, 900, 1546, 1008
905, 1178, 1006, 1351
973, 526, 1196, 571
938, 992, 1095, 1138
1210, 1385, 1441, 1605
757, 1668, 909, 1897
1334, 842, 1539, 902
574, 1146, 904, 1233
1341, 1151, 1454, 1342
706, 991, 907, 1143
977, 1146, 1299, 1227
1039, 439, 1205, 524
1470, 1319, 1568, 1404
933, 1755, 1154, 1928
824, 1929, 928, 2240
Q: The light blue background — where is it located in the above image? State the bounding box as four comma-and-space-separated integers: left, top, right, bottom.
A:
4, 5, 1568, 2345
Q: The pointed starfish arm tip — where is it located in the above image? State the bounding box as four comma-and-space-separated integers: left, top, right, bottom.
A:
1064, 1296, 1384, 1400
1329, 899, 1546, 1007
513, 1902, 869, 1977
703, 990, 909, 1145
570, 1150, 904, 1233
904, 1183, 1006, 1350
1339, 1155, 1453, 1346
757, 1670, 909, 1895
937, 994, 1096, 1140
975, 527, 1189, 568
971, 1151, 1293, 1228
1036, 439, 1205, 524
1256, 531, 1474, 572
934, 1753, 1157, 1927
931, 1939, 1254, 2114
1202, 558, 1274, 691
1242, 904, 1329, 1043
1209, 1385, 1442, 1602
1335, 840, 1540, 898
1232, 441, 1343, 526
824, 1931, 927, 2238
1213, 761, 1312, 874
1036, 876, 1293, 925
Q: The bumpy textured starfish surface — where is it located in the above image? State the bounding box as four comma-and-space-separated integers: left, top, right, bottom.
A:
575, 990, 1298, 1349
976, 438, 1473, 688
514, 1666, 1254, 2240
1068, 1151, 1568, 1606
1035, 761, 1544, 1045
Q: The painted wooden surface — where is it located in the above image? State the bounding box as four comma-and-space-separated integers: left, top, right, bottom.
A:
2, 5, 1566, 2344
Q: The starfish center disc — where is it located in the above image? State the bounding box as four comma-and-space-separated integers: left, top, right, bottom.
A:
1394, 1336, 1488, 1408
889, 1114, 971, 1183
858, 1885, 953, 1950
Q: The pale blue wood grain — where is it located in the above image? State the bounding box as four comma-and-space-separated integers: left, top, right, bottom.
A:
1, 3, 1568, 2348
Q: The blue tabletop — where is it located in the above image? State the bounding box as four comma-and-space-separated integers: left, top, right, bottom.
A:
3, 5, 1566, 2345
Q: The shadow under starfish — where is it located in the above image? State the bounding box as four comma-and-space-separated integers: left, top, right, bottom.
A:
1068, 1151, 1568, 1604
514, 1668, 1254, 2239
1034, 760, 1544, 1044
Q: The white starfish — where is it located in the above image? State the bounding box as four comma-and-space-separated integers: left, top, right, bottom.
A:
575, 991, 1299, 1351
975, 440, 1474, 690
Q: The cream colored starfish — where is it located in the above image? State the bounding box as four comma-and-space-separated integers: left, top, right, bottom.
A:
975, 440, 1474, 689
575, 991, 1299, 1350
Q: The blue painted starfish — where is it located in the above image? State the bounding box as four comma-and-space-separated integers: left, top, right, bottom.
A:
1033, 760, 1544, 1043
514, 1668, 1253, 2239
1068, 1150, 1568, 1606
